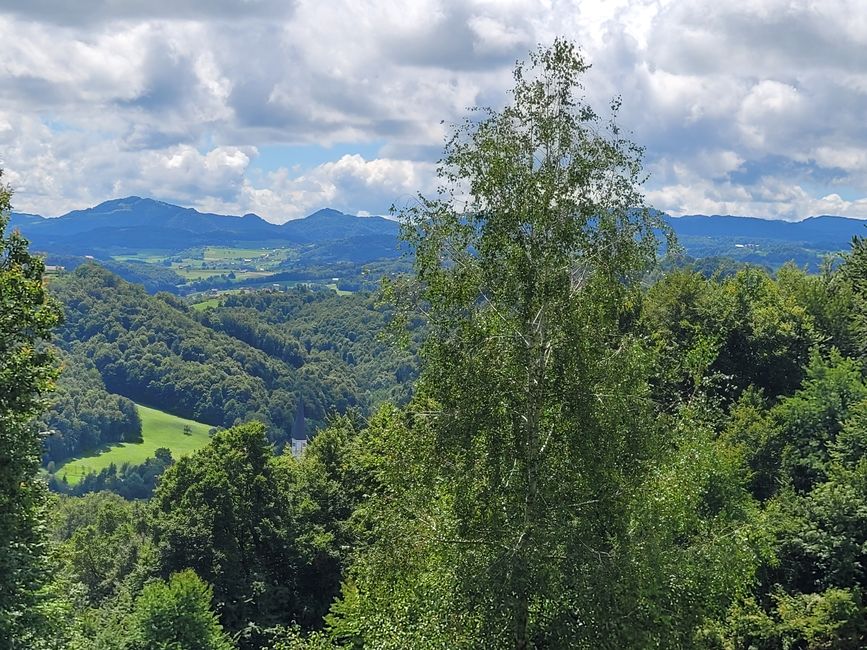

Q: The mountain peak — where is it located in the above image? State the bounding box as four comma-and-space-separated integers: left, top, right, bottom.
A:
305, 208, 347, 220
92, 196, 145, 209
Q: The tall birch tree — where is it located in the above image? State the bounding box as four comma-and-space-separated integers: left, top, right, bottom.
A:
377, 39, 664, 646
344, 41, 762, 650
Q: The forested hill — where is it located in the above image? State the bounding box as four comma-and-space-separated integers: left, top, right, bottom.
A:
47, 263, 417, 457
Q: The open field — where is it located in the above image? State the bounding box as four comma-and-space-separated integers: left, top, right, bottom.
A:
111, 250, 179, 263
202, 246, 300, 265
326, 283, 354, 296
202, 246, 269, 261
190, 298, 222, 311
55, 404, 212, 485
174, 267, 274, 281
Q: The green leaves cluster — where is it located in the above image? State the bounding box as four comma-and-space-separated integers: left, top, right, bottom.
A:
0, 173, 65, 647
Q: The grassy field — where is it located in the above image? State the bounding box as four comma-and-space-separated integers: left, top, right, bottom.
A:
111, 250, 178, 263
202, 246, 299, 264
174, 267, 233, 280
176, 268, 273, 281
202, 246, 268, 261
56, 404, 213, 485
190, 298, 222, 311
326, 283, 354, 296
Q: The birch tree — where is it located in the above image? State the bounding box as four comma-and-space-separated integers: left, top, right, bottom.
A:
345, 41, 761, 650
377, 40, 664, 647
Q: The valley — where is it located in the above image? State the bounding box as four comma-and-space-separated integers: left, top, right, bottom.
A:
30, 197, 867, 496
37, 260, 419, 498
3, 5, 866, 646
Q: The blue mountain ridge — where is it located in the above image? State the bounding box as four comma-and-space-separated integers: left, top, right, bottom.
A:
665, 214, 867, 247
8, 197, 399, 253
8, 196, 867, 260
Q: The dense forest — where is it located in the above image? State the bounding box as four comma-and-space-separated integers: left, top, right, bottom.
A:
4, 41, 867, 649
39, 348, 142, 464
45, 264, 417, 451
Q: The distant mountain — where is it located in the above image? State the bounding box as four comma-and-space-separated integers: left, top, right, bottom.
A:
9, 196, 867, 269
660, 213, 867, 271
663, 214, 867, 248
8, 196, 399, 257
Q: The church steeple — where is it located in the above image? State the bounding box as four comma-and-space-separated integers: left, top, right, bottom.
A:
291, 400, 307, 440
290, 400, 308, 458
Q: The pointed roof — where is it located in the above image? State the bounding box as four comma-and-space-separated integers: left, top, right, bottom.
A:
291, 401, 307, 441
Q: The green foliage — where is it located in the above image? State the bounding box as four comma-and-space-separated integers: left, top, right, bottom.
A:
0, 172, 66, 647
349, 41, 760, 649
642, 269, 719, 405
776, 262, 858, 357
125, 570, 235, 650
207, 290, 419, 415
717, 588, 866, 649
842, 235, 867, 355
642, 266, 818, 409
712, 346, 867, 647
770, 459, 867, 597
721, 388, 780, 501
284, 413, 368, 625
266, 625, 334, 650
772, 350, 867, 493
625, 402, 771, 646
40, 347, 141, 464
150, 422, 300, 642
50, 492, 154, 605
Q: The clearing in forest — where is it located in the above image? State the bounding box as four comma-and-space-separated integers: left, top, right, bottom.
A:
55, 404, 212, 485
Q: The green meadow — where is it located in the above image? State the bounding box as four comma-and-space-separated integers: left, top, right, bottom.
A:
190, 297, 222, 311
55, 404, 212, 485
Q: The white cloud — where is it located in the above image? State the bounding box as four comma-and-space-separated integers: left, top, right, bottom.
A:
0, 0, 866, 220
235, 155, 436, 222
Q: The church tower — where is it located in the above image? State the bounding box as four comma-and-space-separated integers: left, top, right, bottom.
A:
290, 400, 308, 458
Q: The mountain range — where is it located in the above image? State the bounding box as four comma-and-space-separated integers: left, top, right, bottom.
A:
8, 196, 399, 255
9, 196, 867, 268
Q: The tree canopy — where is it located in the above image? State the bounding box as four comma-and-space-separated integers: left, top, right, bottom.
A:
0, 171, 65, 646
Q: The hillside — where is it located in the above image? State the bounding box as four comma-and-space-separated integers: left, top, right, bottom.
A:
47, 263, 417, 451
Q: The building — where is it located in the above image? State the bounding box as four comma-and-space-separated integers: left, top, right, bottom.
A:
290, 400, 308, 458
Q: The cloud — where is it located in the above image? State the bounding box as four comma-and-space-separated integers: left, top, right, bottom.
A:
0, 0, 866, 221
235, 155, 436, 222
0, 0, 296, 26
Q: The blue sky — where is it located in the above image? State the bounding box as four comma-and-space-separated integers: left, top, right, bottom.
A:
0, 0, 866, 222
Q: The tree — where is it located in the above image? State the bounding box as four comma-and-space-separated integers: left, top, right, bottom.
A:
641, 266, 818, 410
149, 422, 300, 644
124, 570, 234, 650
348, 41, 758, 648
50, 492, 154, 605
283, 413, 368, 627
0, 170, 65, 646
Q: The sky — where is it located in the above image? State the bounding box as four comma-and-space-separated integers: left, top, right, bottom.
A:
1, 0, 866, 223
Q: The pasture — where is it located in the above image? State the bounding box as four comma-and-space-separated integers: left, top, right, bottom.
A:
55, 404, 213, 485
